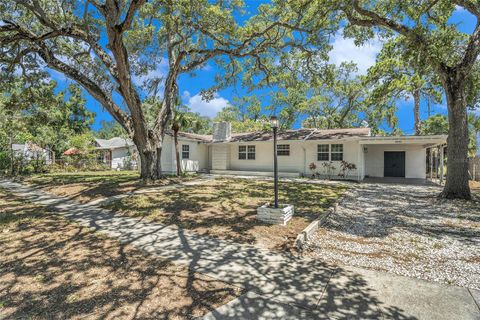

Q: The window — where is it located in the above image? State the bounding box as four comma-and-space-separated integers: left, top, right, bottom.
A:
247, 145, 256, 160
181, 145, 190, 159
277, 144, 290, 156
238, 145, 246, 159
239, 145, 256, 160
331, 144, 343, 161
317, 144, 329, 161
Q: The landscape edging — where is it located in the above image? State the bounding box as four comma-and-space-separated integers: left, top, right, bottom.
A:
294, 189, 352, 250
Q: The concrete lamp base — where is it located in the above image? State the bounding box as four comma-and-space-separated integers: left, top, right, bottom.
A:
257, 203, 294, 225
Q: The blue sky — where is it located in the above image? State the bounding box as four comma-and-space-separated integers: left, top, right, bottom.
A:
48, 1, 478, 137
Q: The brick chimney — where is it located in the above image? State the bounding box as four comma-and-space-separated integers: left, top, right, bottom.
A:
212, 122, 231, 142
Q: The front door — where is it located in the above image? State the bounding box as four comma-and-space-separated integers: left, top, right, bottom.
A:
384, 151, 405, 177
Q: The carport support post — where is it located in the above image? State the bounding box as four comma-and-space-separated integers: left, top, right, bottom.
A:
430, 148, 433, 180
440, 146, 445, 184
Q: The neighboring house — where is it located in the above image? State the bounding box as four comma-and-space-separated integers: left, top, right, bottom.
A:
157, 122, 447, 181
94, 137, 138, 170
12, 142, 52, 164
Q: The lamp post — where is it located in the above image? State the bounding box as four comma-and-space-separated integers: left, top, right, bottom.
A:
270, 116, 279, 208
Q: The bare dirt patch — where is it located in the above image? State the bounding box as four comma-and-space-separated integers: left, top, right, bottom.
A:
0, 189, 242, 319
305, 182, 480, 290
20, 171, 197, 203
104, 178, 346, 251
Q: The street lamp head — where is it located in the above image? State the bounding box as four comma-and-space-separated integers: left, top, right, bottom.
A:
270, 116, 279, 129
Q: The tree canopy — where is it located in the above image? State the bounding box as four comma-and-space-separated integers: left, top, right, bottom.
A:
0, 76, 94, 159
323, 0, 480, 199
0, 0, 332, 179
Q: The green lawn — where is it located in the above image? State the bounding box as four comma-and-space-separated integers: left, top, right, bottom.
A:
104, 178, 347, 250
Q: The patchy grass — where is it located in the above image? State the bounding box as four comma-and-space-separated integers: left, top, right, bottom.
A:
0, 189, 242, 319
104, 178, 347, 251
19, 171, 197, 203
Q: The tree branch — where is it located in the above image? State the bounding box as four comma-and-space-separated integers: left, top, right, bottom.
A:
454, 0, 480, 19
349, 0, 412, 36
120, 0, 147, 31
458, 22, 480, 76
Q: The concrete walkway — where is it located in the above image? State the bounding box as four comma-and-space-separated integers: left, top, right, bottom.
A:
1, 179, 479, 320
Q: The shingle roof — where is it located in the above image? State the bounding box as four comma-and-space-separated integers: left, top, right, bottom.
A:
164, 130, 212, 142
95, 137, 135, 149
96, 128, 371, 147
229, 128, 371, 142
12, 142, 46, 152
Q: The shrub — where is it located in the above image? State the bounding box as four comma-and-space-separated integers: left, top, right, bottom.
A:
338, 161, 357, 179
308, 162, 318, 178
322, 161, 336, 180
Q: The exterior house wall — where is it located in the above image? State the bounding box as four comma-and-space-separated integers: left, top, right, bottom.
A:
178, 140, 208, 172
227, 140, 362, 179
12, 144, 51, 164
111, 146, 137, 169
363, 144, 426, 179
159, 135, 208, 173
160, 135, 175, 172
303, 140, 360, 179
138, 130, 442, 179
211, 144, 230, 170
229, 141, 304, 173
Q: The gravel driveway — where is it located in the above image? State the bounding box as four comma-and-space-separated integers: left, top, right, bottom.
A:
304, 181, 480, 289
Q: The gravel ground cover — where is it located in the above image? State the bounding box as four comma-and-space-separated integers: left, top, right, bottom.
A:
304, 182, 480, 289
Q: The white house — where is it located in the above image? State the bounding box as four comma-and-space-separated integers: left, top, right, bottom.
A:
95, 137, 138, 170
12, 142, 52, 164
157, 122, 447, 181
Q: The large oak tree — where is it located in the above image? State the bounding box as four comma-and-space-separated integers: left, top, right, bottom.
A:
336, 0, 480, 199
0, 0, 318, 180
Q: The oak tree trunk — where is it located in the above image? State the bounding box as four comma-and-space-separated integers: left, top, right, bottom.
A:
440, 73, 471, 200
135, 137, 164, 182
413, 89, 421, 135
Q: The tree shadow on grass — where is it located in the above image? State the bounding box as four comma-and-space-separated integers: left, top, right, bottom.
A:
1, 181, 451, 320
104, 179, 347, 248
17, 172, 198, 204
0, 188, 241, 319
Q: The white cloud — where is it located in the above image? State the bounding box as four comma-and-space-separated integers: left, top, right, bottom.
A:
200, 63, 212, 71
328, 33, 382, 75
183, 91, 230, 118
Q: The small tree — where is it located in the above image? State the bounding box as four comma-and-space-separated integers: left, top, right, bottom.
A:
309, 162, 318, 178
171, 107, 201, 176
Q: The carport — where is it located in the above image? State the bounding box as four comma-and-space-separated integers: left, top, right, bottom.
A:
358, 135, 447, 182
